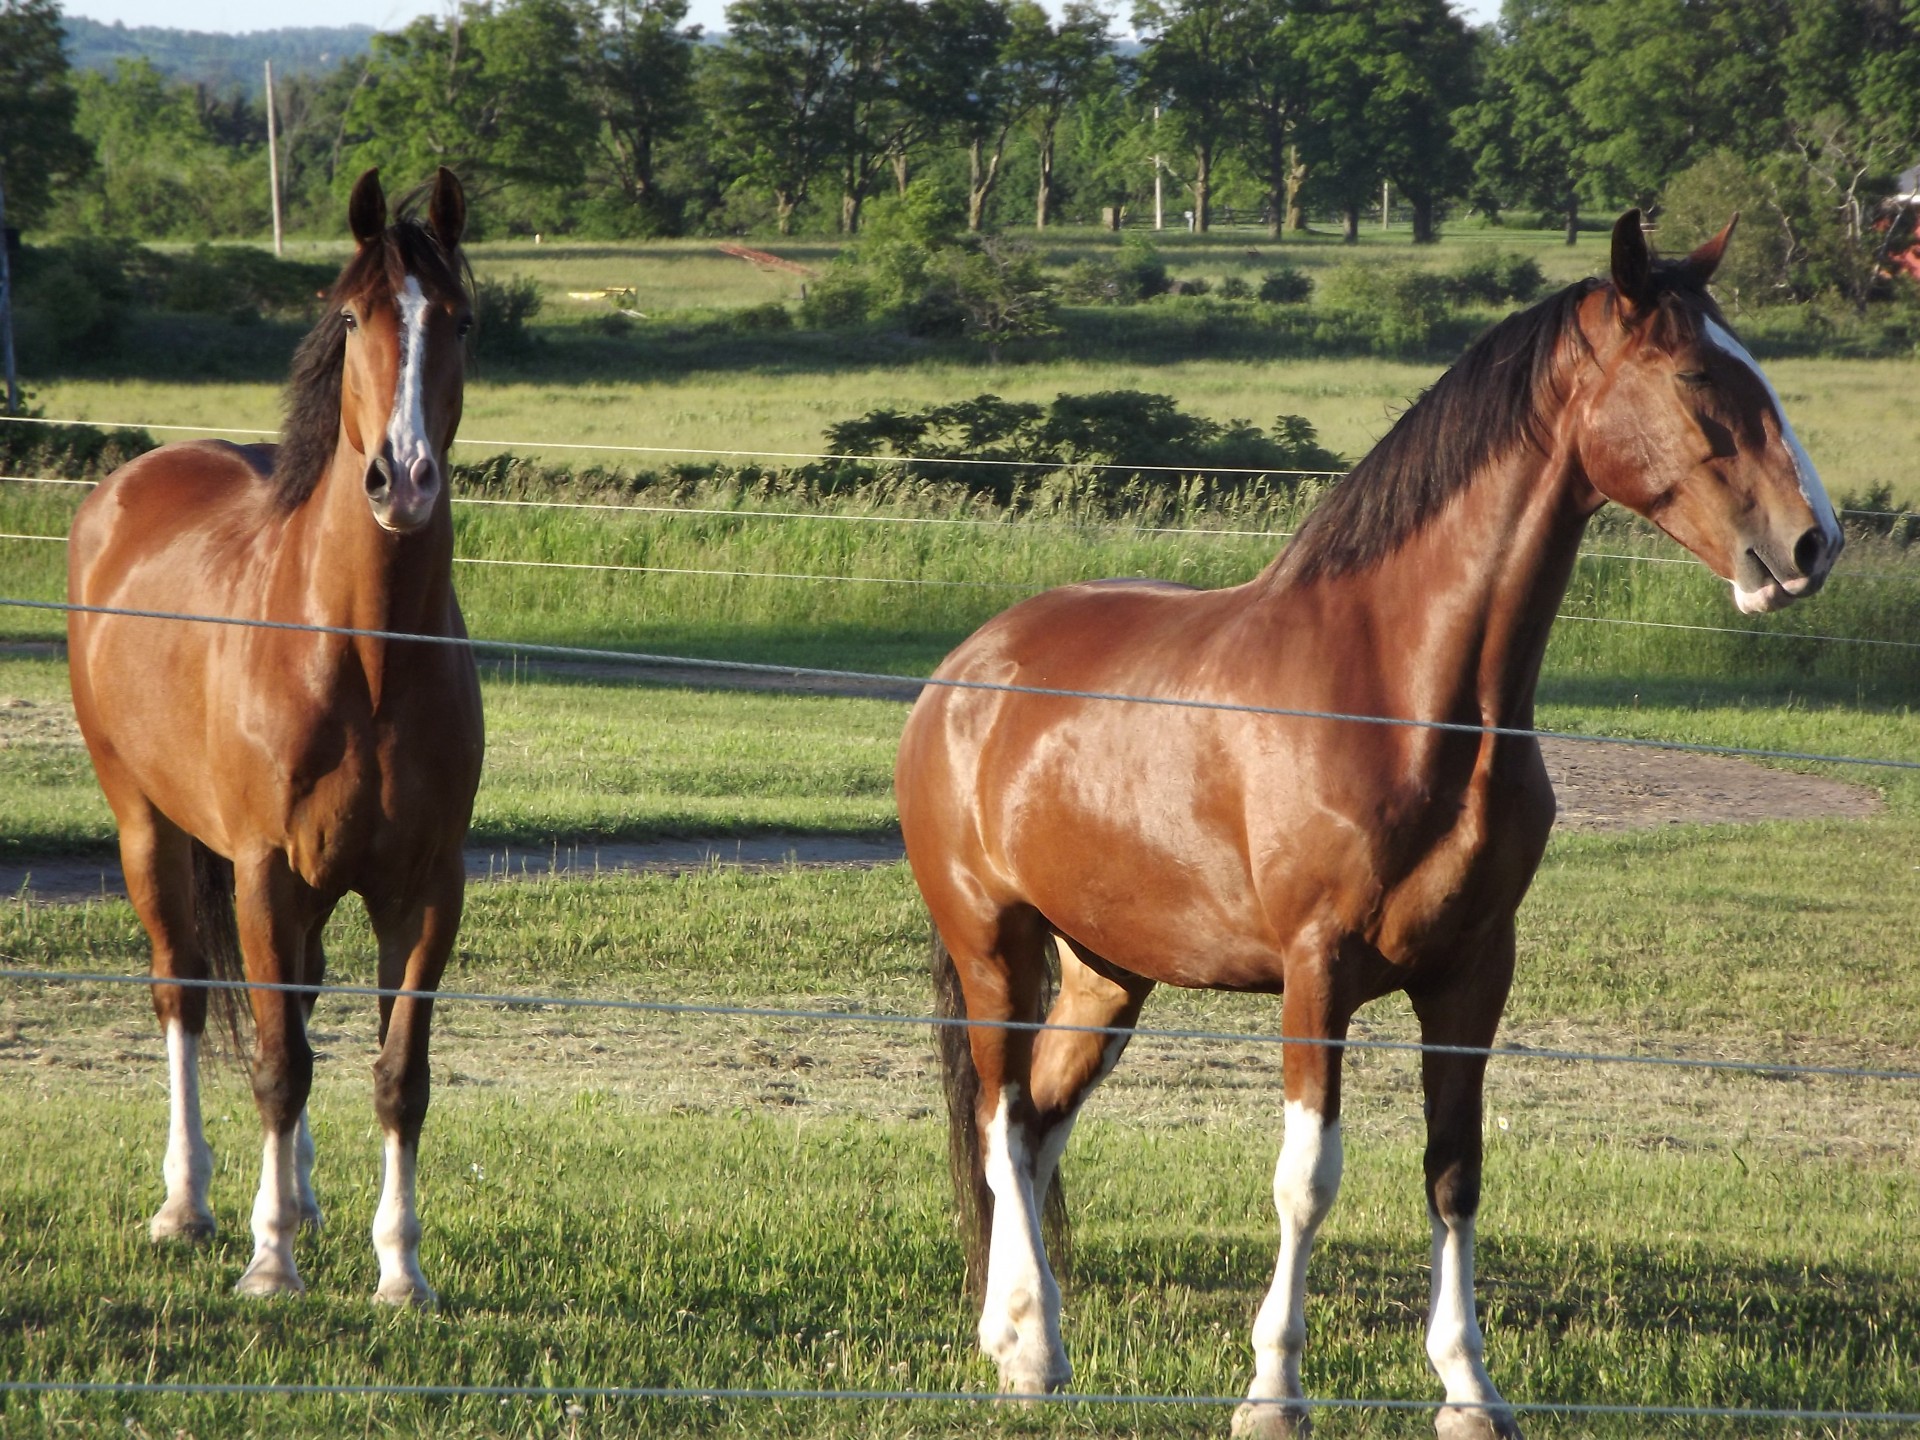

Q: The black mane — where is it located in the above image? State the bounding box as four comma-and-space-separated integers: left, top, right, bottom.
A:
1275, 280, 1602, 585
269, 207, 469, 511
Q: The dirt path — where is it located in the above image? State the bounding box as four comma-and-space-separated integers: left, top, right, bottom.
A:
0, 654, 1883, 903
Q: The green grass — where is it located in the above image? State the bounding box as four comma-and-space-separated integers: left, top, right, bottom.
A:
6, 819, 1920, 1438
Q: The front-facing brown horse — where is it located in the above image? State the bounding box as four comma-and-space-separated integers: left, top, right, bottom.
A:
897, 214, 1840, 1438
67, 169, 481, 1304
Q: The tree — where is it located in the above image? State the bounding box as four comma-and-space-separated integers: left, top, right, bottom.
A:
0, 0, 94, 229
1018, 0, 1112, 230
1568, 0, 1789, 208
929, 0, 1020, 232
709, 0, 844, 233
1295, 0, 1474, 243
1456, 0, 1600, 244
343, 0, 596, 220
1225, 0, 1310, 236
583, 0, 702, 232
1134, 0, 1243, 232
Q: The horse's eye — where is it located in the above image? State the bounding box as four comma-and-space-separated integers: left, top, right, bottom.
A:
457, 316, 473, 338
342, 310, 358, 332
1676, 370, 1709, 389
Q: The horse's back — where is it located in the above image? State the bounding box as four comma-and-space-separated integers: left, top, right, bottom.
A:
70, 440, 279, 603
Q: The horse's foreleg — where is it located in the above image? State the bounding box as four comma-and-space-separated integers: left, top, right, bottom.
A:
116, 807, 215, 1244
293, 922, 332, 1233
366, 865, 463, 1307
1234, 974, 1348, 1440
232, 855, 320, 1297
1411, 937, 1521, 1440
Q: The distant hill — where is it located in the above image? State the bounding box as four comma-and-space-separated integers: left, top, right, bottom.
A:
62, 16, 374, 94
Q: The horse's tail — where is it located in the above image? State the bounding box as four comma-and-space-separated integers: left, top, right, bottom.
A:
190, 840, 251, 1059
931, 921, 1068, 1300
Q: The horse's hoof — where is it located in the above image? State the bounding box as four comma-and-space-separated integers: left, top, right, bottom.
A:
995, 1359, 1068, 1398
1231, 1399, 1310, 1439
1436, 1404, 1521, 1440
373, 1274, 438, 1309
233, 1251, 305, 1297
149, 1207, 216, 1245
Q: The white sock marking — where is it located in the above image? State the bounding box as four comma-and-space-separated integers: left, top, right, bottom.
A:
1246, 1101, 1343, 1405
1426, 1211, 1503, 1409
979, 1087, 1066, 1390
152, 1020, 213, 1239
372, 1130, 430, 1302
237, 1126, 304, 1294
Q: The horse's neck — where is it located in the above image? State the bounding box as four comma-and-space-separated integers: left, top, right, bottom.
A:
1310, 432, 1595, 729
293, 443, 456, 641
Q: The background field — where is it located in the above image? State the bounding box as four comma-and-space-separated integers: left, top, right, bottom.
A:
4, 227, 1920, 1439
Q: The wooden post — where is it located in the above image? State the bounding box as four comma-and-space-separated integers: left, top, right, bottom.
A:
1152, 105, 1163, 232
265, 60, 284, 257
1381, 179, 1390, 230
0, 166, 17, 417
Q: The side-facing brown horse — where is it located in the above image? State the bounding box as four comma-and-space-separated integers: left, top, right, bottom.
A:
67, 168, 481, 1304
896, 214, 1839, 1438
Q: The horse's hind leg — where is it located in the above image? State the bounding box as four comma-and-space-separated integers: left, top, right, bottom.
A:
293, 915, 334, 1233
115, 803, 214, 1243
365, 858, 464, 1307
232, 853, 322, 1297
1410, 933, 1522, 1440
1234, 969, 1349, 1440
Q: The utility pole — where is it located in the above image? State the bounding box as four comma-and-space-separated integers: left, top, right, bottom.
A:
1381, 179, 1390, 230
0, 166, 18, 417
1152, 105, 1164, 232
265, 61, 284, 257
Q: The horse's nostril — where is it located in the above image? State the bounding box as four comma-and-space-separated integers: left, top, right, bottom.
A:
364, 458, 392, 499
1792, 525, 1828, 578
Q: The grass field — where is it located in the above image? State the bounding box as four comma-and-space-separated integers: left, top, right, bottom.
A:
5, 222, 1920, 1438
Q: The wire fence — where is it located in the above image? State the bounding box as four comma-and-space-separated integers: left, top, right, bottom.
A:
8, 595, 1919, 770
5, 415, 1918, 1429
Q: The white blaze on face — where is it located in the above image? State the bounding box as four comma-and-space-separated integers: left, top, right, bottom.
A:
1702, 317, 1842, 584
386, 275, 436, 483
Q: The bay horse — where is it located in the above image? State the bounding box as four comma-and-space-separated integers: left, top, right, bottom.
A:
896, 213, 1840, 1438
66, 168, 481, 1305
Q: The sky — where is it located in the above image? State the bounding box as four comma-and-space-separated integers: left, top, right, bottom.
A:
65, 0, 1503, 42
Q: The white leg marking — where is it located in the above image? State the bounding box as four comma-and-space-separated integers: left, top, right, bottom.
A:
1426, 1210, 1514, 1432
150, 1020, 215, 1242
979, 1087, 1067, 1392
1703, 318, 1842, 549
235, 1128, 305, 1295
1244, 1103, 1343, 1410
293, 1110, 323, 1231
372, 1130, 433, 1305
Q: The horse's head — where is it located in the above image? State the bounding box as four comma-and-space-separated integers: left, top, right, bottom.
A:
334, 168, 472, 535
1576, 211, 1841, 613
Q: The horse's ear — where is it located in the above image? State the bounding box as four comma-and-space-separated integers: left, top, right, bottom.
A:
348, 169, 386, 247
1610, 209, 1657, 316
1675, 213, 1738, 288
429, 167, 466, 254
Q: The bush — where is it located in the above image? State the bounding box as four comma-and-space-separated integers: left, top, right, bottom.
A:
1319, 263, 1452, 351
1444, 252, 1545, 306
0, 410, 155, 479
1061, 236, 1170, 304
818, 389, 1343, 504
1217, 274, 1252, 301
473, 275, 544, 357
798, 269, 878, 329
1258, 265, 1313, 304
730, 301, 793, 333
931, 239, 1059, 355
9, 239, 136, 365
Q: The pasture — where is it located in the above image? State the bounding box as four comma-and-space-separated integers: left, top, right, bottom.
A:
4, 224, 1920, 1437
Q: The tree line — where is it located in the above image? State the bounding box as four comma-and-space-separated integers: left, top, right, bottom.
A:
3, 0, 1917, 270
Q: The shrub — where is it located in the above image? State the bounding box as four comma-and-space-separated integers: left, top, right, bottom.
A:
934, 239, 1060, 355
1258, 265, 1313, 303
818, 389, 1343, 504
1061, 236, 1170, 304
731, 301, 793, 333
473, 275, 544, 357
1445, 252, 1545, 306
798, 269, 878, 328
1319, 262, 1452, 351
1217, 274, 1252, 300
9, 239, 136, 365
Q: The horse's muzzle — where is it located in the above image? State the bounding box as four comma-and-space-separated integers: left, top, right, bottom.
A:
365, 453, 440, 533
